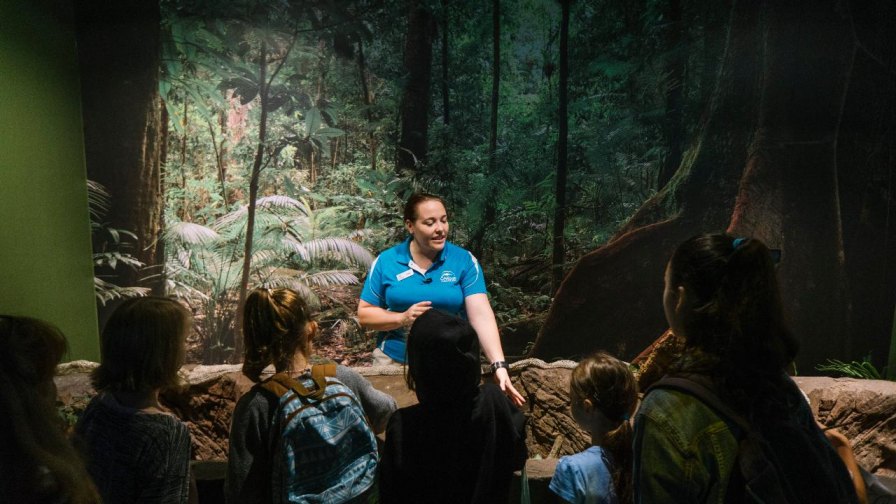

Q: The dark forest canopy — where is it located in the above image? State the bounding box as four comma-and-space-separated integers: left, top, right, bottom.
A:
75, 0, 896, 372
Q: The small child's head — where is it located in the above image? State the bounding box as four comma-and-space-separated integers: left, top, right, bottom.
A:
92, 297, 191, 393
0, 316, 67, 400
569, 352, 637, 440
242, 288, 317, 382
0, 316, 101, 503
406, 309, 480, 407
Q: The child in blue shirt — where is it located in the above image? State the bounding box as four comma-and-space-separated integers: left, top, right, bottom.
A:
549, 352, 638, 504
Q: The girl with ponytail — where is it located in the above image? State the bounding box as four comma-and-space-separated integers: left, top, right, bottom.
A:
633, 234, 858, 503
549, 352, 637, 504
225, 288, 397, 503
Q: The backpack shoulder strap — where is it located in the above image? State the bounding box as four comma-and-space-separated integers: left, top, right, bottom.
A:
261, 371, 327, 400
312, 363, 337, 379
648, 376, 751, 434
260, 372, 292, 397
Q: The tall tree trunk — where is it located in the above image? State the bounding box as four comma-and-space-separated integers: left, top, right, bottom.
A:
357, 41, 377, 171
235, 41, 269, 362
533, 0, 764, 361
207, 120, 228, 205
470, 0, 501, 260
397, 0, 434, 173
728, 0, 855, 367
657, 0, 685, 190
550, 0, 571, 295
157, 99, 169, 296
835, 3, 896, 371
76, 0, 163, 291
440, 0, 451, 125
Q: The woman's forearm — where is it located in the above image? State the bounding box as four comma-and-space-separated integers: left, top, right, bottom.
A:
464, 293, 505, 363
357, 300, 432, 331
357, 302, 405, 331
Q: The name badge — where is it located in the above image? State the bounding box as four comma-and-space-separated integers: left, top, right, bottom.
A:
396, 269, 414, 281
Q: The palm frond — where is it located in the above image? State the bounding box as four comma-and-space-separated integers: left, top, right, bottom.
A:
164, 277, 211, 304
301, 270, 361, 286
164, 221, 220, 246
303, 237, 374, 268
280, 235, 310, 261
258, 195, 308, 213
213, 195, 307, 230
87, 180, 112, 221
94, 277, 150, 305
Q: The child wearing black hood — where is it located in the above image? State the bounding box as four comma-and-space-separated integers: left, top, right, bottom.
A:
378, 309, 528, 504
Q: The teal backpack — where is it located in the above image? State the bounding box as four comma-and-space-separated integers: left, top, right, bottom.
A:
261, 364, 378, 503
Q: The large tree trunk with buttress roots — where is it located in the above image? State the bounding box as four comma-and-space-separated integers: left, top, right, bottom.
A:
531, 0, 859, 371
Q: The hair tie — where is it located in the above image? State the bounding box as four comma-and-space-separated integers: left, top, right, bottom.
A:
732, 237, 748, 249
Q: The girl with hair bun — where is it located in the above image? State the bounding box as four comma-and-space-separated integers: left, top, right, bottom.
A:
226, 288, 397, 503
633, 234, 858, 503
549, 352, 637, 504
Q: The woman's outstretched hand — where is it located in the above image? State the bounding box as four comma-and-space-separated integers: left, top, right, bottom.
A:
494, 367, 525, 406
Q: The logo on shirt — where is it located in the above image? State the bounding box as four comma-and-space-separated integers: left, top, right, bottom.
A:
440, 270, 457, 283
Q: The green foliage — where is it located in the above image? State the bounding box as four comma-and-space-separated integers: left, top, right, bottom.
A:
163, 194, 373, 363
156, 0, 734, 362
88, 181, 150, 305
816, 356, 883, 380
489, 282, 551, 326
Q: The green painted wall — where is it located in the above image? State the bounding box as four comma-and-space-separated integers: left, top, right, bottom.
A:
0, 0, 99, 361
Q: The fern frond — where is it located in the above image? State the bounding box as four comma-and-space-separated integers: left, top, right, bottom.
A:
164, 221, 220, 246
86, 180, 111, 221
303, 237, 374, 267
94, 278, 150, 305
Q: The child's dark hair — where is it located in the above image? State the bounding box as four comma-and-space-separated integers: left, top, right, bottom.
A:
403, 193, 447, 223
404, 309, 481, 406
667, 233, 799, 419
92, 297, 191, 393
570, 352, 638, 504
242, 288, 317, 382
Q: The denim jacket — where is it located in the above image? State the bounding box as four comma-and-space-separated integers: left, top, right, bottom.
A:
633, 386, 739, 503
633, 376, 859, 504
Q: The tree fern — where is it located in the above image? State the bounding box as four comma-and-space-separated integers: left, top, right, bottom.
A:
162, 194, 374, 363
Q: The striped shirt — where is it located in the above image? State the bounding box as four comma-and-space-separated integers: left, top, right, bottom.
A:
76, 393, 192, 504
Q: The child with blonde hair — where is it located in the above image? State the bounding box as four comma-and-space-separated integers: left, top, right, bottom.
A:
549, 352, 638, 504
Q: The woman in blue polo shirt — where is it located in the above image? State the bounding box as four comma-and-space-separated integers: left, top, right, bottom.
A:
358, 193, 524, 405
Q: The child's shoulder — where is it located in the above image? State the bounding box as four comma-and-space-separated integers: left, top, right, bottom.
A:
558, 446, 612, 472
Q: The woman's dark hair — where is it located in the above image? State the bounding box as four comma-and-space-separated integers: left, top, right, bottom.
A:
0, 316, 100, 503
403, 193, 447, 223
667, 233, 799, 417
242, 288, 317, 382
92, 297, 190, 393
570, 352, 637, 504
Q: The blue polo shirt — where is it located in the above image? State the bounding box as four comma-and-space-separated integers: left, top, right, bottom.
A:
360, 238, 488, 363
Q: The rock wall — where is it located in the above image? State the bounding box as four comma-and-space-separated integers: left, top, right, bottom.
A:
55, 361, 896, 478
796, 376, 896, 478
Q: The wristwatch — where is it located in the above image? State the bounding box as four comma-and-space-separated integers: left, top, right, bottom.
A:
490, 360, 509, 373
